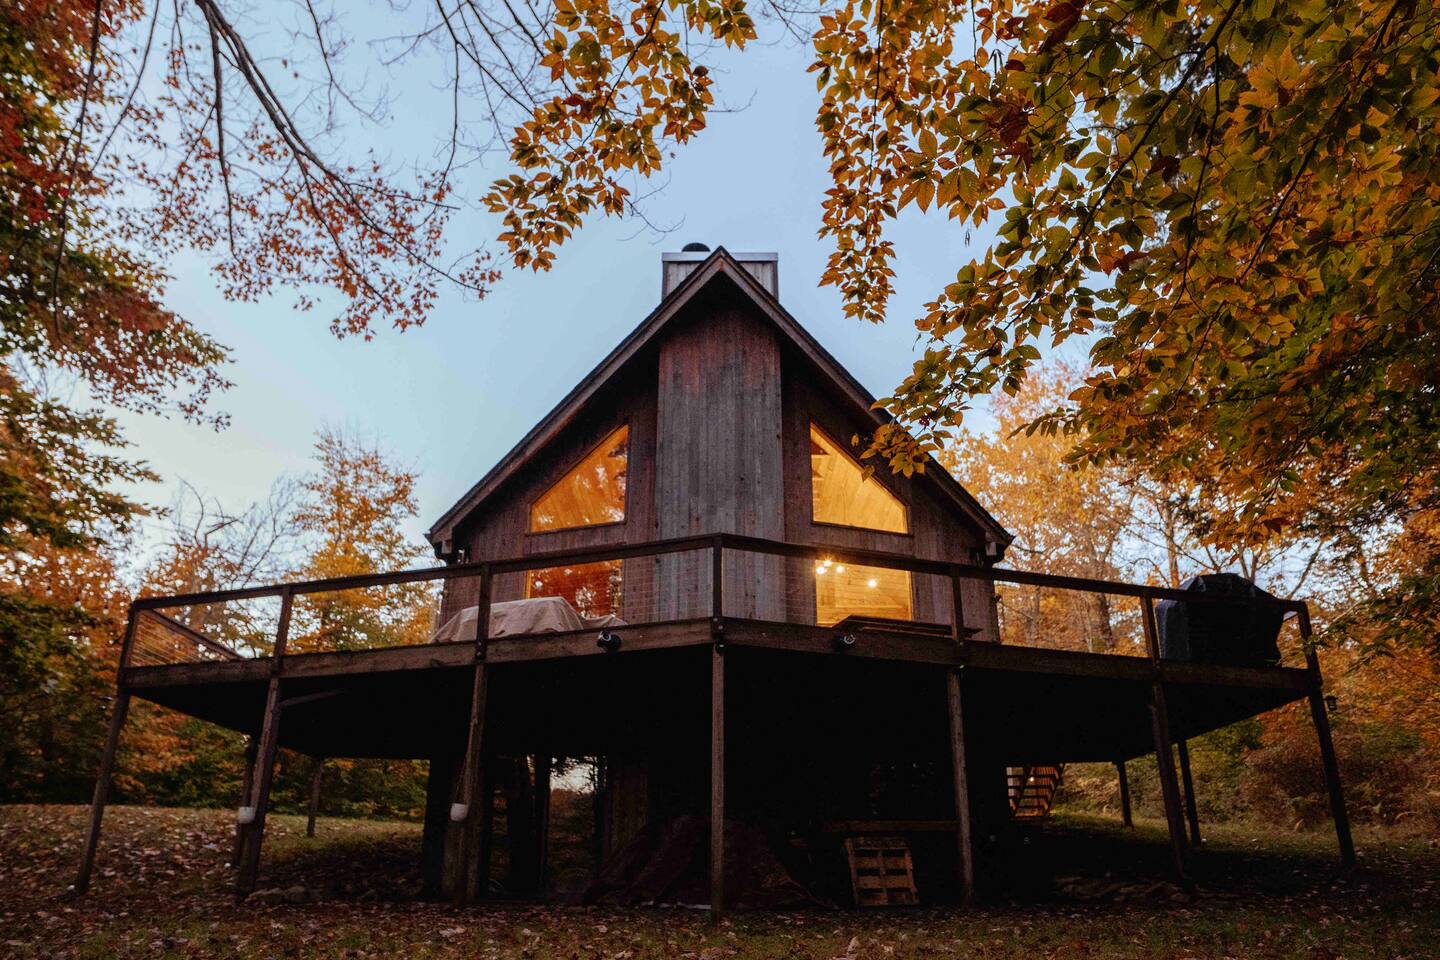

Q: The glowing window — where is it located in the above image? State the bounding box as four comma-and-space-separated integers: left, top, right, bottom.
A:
525, 560, 623, 619
809, 425, 908, 533
814, 559, 913, 626
530, 426, 629, 532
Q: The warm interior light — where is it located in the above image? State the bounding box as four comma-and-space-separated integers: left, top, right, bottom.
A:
815, 562, 913, 625
809, 424, 908, 532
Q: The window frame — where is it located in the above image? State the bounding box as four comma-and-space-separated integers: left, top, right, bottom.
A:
810, 554, 916, 626
806, 422, 912, 536
525, 421, 632, 536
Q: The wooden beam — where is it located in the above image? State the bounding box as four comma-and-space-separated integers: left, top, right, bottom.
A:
306, 758, 324, 838
74, 621, 135, 898
235, 589, 293, 900
1176, 740, 1201, 846
450, 567, 491, 906
946, 668, 976, 905
1142, 596, 1190, 886
1299, 609, 1356, 866
535, 756, 552, 893
1116, 761, 1133, 828
233, 736, 258, 864
709, 644, 725, 919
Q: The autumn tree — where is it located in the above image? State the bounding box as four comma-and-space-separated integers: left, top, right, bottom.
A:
946, 364, 1137, 652
10, 2, 1437, 653
287, 428, 435, 653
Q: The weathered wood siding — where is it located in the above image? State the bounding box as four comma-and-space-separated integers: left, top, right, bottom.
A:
654, 293, 785, 620
437, 280, 998, 641
439, 364, 658, 628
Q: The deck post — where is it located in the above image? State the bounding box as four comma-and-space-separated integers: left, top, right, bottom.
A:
306, 758, 325, 838
75, 607, 138, 895
451, 566, 492, 906
947, 570, 976, 905
710, 537, 726, 920
232, 736, 258, 865
1115, 760, 1133, 828
236, 587, 294, 900
1176, 740, 1201, 846
1298, 607, 1356, 866
1141, 595, 1191, 886
946, 669, 976, 904
535, 756, 552, 893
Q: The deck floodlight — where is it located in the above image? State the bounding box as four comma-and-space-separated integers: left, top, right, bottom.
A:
597, 630, 622, 652
1325, 694, 1339, 713
831, 632, 857, 652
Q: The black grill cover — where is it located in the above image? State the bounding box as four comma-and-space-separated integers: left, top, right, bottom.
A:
1155, 573, 1284, 666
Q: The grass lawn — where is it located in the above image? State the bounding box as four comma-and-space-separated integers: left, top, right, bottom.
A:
0, 803, 1436, 958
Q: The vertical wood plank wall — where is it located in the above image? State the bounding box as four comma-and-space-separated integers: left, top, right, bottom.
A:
655, 296, 785, 620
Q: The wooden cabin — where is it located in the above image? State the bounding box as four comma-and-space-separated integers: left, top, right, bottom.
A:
75, 247, 1354, 913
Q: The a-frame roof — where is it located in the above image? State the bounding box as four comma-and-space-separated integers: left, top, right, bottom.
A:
426, 247, 1012, 552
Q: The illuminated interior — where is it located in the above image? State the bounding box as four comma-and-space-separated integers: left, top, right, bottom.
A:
525, 560, 623, 618
809, 425, 908, 533
814, 559, 913, 625
529, 425, 629, 532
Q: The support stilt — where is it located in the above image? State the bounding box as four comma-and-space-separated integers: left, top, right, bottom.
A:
1298, 608, 1356, 866
1177, 740, 1201, 846
233, 737, 258, 865
709, 644, 725, 919
75, 608, 139, 895
946, 668, 976, 904
535, 756, 552, 893
448, 565, 492, 906
306, 758, 324, 838
451, 662, 489, 905
74, 686, 132, 894
1141, 596, 1190, 886
1116, 760, 1133, 828
947, 571, 976, 905
235, 589, 294, 900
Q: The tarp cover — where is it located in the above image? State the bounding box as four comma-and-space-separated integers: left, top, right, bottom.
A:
585, 815, 827, 909
1156, 573, 1284, 666
432, 597, 625, 643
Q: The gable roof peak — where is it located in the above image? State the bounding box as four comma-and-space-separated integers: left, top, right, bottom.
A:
425, 247, 1010, 553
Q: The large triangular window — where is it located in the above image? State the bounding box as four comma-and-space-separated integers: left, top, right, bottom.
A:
809, 424, 908, 533
529, 425, 629, 532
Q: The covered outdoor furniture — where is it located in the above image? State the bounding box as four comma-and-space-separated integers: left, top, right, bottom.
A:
1156, 574, 1284, 666
432, 597, 625, 643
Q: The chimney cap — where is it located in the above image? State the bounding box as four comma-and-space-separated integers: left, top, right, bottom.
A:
681, 241, 710, 252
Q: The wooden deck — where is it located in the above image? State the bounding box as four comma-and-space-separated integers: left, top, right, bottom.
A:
76, 533, 1353, 912
123, 616, 1312, 763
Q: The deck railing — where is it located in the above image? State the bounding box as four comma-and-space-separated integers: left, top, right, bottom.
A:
123, 533, 1310, 673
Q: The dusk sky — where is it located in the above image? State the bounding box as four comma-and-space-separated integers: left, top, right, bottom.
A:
113, 21, 1022, 558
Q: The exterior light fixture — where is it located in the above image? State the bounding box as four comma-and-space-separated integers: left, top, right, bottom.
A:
597, 630, 622, 652
815, 565, 827, 575
867, 578, 878, 588
831, 633, 857, 651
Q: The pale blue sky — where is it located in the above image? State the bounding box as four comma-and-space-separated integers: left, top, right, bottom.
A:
114, 24, 1007, 556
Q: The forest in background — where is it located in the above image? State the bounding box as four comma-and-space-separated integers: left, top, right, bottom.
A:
3, 367, 1437, 833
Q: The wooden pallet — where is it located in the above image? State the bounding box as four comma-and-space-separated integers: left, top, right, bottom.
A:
844, 836, 918, 906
